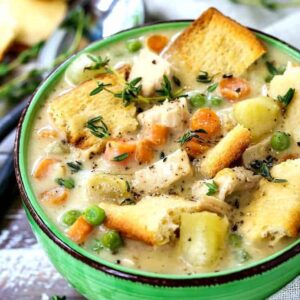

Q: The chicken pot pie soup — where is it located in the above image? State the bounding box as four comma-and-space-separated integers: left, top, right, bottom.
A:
28, 8, 300, 274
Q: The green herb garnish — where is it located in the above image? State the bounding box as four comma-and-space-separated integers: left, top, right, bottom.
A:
114, 77, 142, 106
250, 157, 287, 183
85, 54, 110, 71
86, 116, 110, 138
156, 75, 175, 99
205, 181, 218, 196
177, 129, 207, 145
89, 82, 112, 96
172, 75, 181, 87
112, 153, 129, 161
265, 61, 286, 82
207, 83, 218, 93
196, 71, 214, 83
55, 178, 75, 189
277, 88, 295, 107
67, 161, 82, 173
229, 233, 243, 247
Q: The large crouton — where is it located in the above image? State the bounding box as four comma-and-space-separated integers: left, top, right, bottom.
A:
132, 149, 192, 194
10, 0, 67, 46
200, 125, 252, 178
241, 159, 300, 244
48, 71, 138, 152
100, 195, 208, 246
269, 63, 300, 142
164, 8, 266, 81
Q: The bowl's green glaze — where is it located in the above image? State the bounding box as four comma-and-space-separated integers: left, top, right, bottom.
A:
16, 22, 300, 300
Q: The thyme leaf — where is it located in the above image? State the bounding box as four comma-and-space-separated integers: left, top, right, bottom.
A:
250, 157, 287, 183
55, 177, 75, 189
114, 77, 142, 106
196, 71, 214, 83
156, 75, 174, 99
112, 153, 129, 161
67, 161, 82, 173
85, 54, 110, 71
89, 82, 112, 96
207, 82, 218, 93
277, 88, 295, 107
177, 129, 207, 145
86, 116, 110, 138
205, 181, 218, 196
265, 61, 286, 82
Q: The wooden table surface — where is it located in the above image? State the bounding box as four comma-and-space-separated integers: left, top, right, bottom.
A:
0, 194, 84, 300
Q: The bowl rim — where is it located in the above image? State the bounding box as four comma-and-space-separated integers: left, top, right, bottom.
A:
14, 20, 300, 287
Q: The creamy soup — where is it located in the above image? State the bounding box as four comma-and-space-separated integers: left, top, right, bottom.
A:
28, 20, 300, 275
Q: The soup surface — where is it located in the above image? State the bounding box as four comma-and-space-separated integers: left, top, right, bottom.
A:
27, 19, 300, 274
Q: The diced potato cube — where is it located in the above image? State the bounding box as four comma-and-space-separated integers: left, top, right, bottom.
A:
86, 173, 131, 203
178, 212, 229, 267
233, 96, 280, 140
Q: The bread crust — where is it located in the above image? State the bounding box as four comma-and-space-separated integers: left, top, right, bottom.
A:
201, 125, 252, 178
164, 8, 266, 78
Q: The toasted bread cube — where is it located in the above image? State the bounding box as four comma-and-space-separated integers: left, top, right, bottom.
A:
164, 8, 266, 84
200, 125, 251, 178
100, 195, 207, 246
132, 149, 192, 194
241, 159, 300, 244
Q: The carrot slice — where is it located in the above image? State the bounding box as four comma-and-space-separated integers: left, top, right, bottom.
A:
104, 140, 136, 165
148, 124, 169, 146
40, 187, 69, 205
184, 139, 209, 158
135, 140, 154, 164
32, 158, 59, 179
147, 35, 169, 54
37, 127, 58, 139
220, 77, 251, 102
67, 216, 94, 244
190, 108, 221, 139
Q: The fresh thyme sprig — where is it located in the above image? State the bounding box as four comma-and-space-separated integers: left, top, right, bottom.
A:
277, 88, 295, 107
86, 116, 110, 139
196, 71, 215, 83
84, 54, 110, 71
112, 153, 129, 161
177, 129, 208, 145
55, 177, 75, 189
250, 156, 287, 183
89, 75, 186, 107
205, 181, 219, 196
67, 161, 82, 173
265, 61, 286, 82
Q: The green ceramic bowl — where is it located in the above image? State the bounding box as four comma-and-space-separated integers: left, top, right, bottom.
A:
15, 22, 300, 300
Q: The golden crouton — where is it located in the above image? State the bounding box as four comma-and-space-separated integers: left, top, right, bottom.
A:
10, 0, 67, 46
48, 71, 138, 152
269, 64, 300, 142
99, 195, 209, 246
164, 8, 266, 81
241, 159, 300, 244
200, 125, 252, 178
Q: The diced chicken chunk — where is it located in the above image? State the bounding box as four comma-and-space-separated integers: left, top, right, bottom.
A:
132, 149, 192, 194
193, 167, 260, 202
129, 48, 171, 96
138, 98, 190, 130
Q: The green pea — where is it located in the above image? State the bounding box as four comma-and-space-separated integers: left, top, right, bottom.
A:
83, 205, 106, 226
101, 230, 123, 251
210, 96, 223, 107
229, 233, 242, 248
62, 210, 81, 226
271, 131, 290, 151
190, 94, 206, 107
126, 39, 142, 53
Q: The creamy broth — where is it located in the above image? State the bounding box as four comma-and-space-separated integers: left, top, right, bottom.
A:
27, 26, 299, 274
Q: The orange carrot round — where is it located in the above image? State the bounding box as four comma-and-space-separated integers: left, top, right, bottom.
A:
184, 139, 209, 158
220, 77, 251, 102
147, 35, 169, 53
190, 108, 221, 139
40, 186, 69, 205
67, 216, 94, 244
32, 158, 59, 179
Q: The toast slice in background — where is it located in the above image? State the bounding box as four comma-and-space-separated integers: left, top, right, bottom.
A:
164, 8, 266, 83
